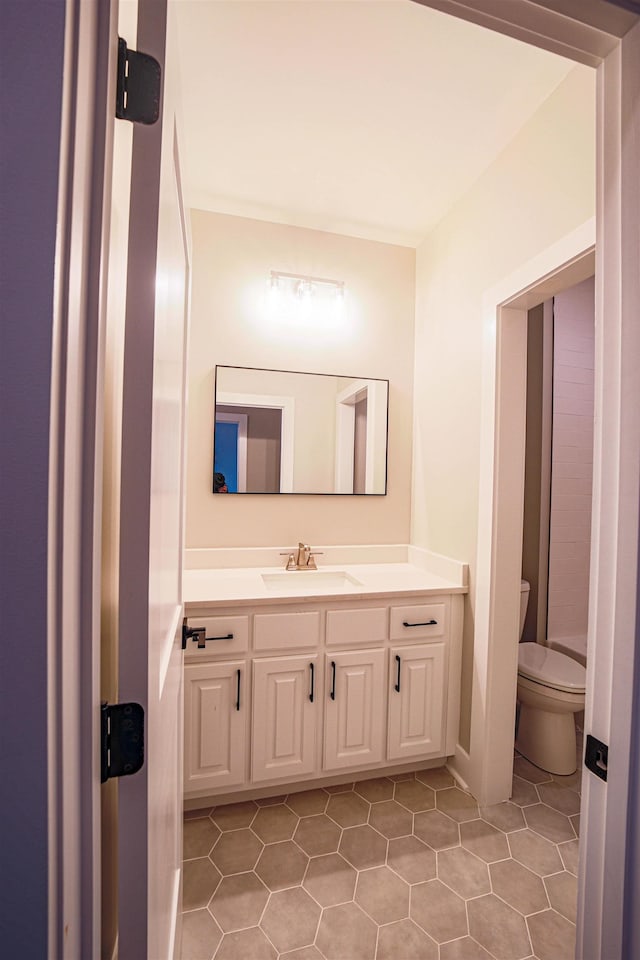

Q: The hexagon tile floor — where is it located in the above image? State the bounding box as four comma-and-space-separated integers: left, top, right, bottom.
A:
180, 754, 581, 960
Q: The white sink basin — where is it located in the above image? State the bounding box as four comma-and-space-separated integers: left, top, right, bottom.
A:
261, 570, 363, 592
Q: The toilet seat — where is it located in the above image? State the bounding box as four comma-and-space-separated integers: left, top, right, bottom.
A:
518, 642, 586, 694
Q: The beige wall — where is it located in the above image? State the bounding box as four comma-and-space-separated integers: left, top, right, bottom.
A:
411, 66, 596, 749
187, 212, 415, 546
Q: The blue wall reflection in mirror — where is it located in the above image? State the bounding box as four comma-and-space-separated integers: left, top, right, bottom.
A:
214, 420, 238, 493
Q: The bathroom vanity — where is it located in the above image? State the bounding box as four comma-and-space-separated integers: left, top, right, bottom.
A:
182, 556, 467, 806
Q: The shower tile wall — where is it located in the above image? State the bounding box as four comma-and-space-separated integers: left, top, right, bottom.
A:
548, 277, 595, 640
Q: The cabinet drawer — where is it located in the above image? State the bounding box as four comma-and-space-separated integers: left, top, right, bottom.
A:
390, 603, 446, 640
326, 607, 387, 647
184, 615, 249, 656
254, 611, 320, 651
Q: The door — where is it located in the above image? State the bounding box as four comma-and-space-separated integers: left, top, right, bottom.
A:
252, 656, 318, 782
324, 649, 386, 770
115, 1, 188, 958
184, 662, 247, 792
387, 644, 446, 761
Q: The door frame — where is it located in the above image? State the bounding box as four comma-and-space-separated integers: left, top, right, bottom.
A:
452, 223, 597, 800
51, 1, 640, 957
215, 412, 248, 492
216, 390, 295, 492
335, 379, 388, 494
413, 4, 639, 959
48, 0, 119, 956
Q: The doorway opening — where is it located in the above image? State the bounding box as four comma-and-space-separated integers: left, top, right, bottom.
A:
522, 277, 595, 668
214, 392, 294, 494
510, 276, 596, 927
449, 228, 596, 810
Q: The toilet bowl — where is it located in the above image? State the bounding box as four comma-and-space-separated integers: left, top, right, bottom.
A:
515, 581, 586, 775
516, 642, 586, 774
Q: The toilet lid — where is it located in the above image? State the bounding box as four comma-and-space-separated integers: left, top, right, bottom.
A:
518, 642, 586, 693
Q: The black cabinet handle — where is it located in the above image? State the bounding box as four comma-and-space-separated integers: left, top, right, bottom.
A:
236, 669, 241, 711
182, 621, 236, 650
395, 654, 402, 693
402, 620, 437, 628
330, 661, 336, 701
190, 628, 234, 650
182, 624, 235, 649
309, 662, 315, 703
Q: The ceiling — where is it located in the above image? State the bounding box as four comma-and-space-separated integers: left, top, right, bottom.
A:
173, 0, 585, 247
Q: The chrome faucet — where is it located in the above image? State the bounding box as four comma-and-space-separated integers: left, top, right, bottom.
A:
296, 542, 312, 568
280, 542, 323, 570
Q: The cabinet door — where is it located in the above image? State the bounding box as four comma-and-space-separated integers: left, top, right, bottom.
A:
324, 649, 386, 771
184, 661, 247, 793
388, 643, 446, 761
252, 655, 318, 782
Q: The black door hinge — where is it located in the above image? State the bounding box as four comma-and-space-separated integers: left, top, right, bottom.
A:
584, 734, 608, 782
115, 37, 161, 124
101, 701, 145, 783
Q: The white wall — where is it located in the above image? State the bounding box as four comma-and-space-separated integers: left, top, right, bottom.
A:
411, 66, 596, 748
186, 211, 415, 547
548, 276, 595, 640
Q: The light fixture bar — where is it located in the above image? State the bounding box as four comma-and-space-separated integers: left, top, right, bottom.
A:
270, 270, 345, 293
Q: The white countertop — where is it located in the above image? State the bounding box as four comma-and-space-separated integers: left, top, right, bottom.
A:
183, 562, 468, 609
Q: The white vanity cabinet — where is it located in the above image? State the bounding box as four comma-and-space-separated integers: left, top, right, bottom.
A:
323, 605, 387, 771
386, 600, 449, 761
183, 613, 250, 793
252, 655, 319, 782
183, 590, 463, 803
387, 644, 446, 760
184, 659, 248, 792
324, 648, 387, 771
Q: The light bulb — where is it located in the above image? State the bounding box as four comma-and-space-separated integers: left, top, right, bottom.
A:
268, 274, 281, 315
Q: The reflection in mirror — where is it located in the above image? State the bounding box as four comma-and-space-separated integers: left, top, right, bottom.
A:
213, 365, 388, 495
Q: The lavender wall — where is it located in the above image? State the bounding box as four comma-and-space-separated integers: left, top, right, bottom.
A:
0, 1, 66, 955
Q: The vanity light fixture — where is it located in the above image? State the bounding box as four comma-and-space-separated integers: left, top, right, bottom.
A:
266, 270, 347, 331
270, 270, 345, 301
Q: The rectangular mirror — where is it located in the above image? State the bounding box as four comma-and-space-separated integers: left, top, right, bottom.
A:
213, 365, 388, 495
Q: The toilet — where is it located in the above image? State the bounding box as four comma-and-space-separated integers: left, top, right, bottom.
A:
516, 580, 586, 775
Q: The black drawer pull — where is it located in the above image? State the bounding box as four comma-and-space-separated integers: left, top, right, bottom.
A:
395, 654, 401, 693
186, 627, 234, 650
191, 627, 233, 650
330, 661, 336, 701
309, 662, 315, 703
236, 669, 241, 711
402, 620, 437, 628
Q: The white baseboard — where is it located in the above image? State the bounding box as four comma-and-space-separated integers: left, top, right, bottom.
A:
448, 743, 473, 795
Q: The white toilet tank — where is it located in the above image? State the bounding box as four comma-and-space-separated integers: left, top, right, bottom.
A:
520, 579, 530, 639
